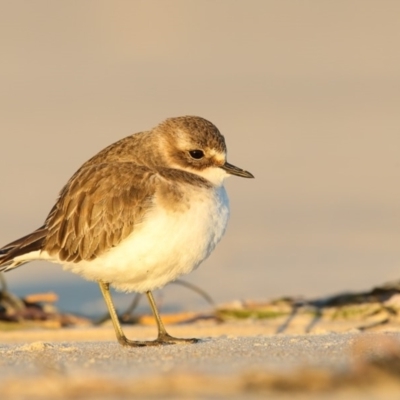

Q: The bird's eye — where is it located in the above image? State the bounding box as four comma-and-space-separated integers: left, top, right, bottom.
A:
189, 150, 204, 159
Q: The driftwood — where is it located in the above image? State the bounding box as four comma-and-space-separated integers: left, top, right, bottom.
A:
217, 280, 400, 333
0, 273, 91, 329
2, 270, 400, 332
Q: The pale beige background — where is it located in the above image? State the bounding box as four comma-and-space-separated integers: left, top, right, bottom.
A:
0, 1, 399, 314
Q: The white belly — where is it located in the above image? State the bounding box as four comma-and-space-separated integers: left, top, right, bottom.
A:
62, 186, 230, 292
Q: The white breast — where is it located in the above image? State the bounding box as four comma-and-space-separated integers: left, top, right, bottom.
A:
63, 185, 230, 293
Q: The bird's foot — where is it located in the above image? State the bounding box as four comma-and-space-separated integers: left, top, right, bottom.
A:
117, 337, 159, 347
117, 333, 199, 347
155, 332, 200, 345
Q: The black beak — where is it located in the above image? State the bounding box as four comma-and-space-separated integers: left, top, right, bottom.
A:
221, 162, 254, 178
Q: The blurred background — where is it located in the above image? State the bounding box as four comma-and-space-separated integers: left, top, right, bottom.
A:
0, 1, 399, 316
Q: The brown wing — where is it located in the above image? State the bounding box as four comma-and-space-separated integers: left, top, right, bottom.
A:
43, 162, 156, 263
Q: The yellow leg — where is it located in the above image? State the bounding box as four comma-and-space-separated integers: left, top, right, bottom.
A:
99, 281, 199, 346
146, 291, 199, 344
98, 281, 155, 347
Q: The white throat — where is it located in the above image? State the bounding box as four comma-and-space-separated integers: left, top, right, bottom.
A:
188, 166, 230, 186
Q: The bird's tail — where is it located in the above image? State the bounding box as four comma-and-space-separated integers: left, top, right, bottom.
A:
0, 226, 47, 272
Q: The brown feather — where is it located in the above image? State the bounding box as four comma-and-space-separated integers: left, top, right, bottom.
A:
0, 226, 47, 267
43, 163, 156, 262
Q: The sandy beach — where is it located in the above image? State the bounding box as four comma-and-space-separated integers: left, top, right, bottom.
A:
2, 320, 400, 399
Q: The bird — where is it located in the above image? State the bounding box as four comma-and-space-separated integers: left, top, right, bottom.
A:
0, 116, 254, 346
